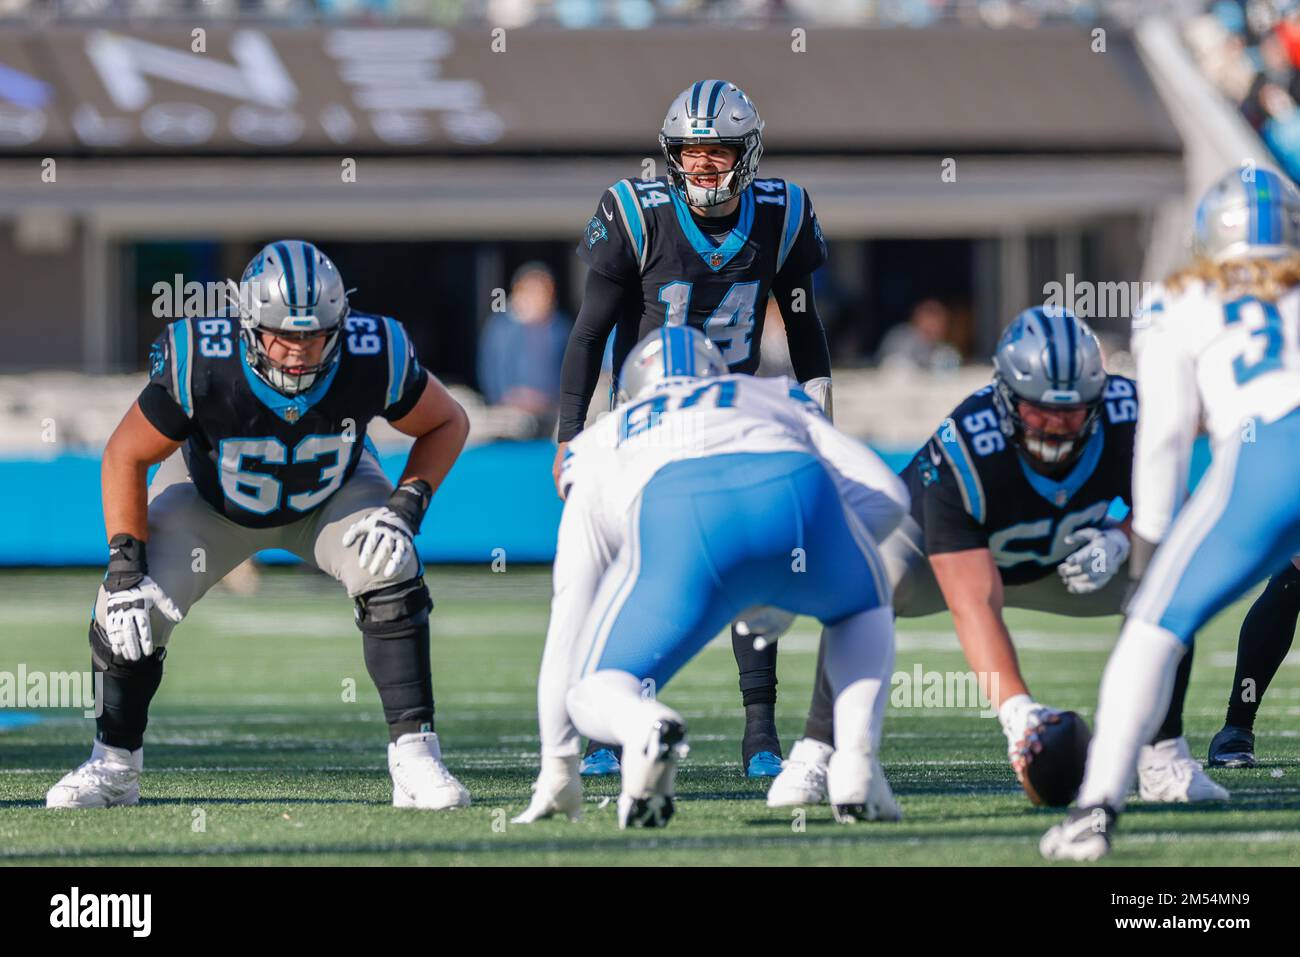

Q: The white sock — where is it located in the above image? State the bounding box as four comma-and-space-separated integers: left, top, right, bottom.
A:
566, 670, 678, 750
1076, 619, 1187, 810
823, 606, 896, 756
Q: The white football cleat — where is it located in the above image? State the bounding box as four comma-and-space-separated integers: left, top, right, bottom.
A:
46, 740, 142, 809
766, 737, 832, 808
388, 731, 471, 810
618, 717, 688, 829
1040, 805, 1115, 862
1137, 737, 1229, 803
512, 755, 583, 824
826, 750, 901, 823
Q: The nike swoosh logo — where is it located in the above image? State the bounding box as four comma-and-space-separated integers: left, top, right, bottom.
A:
602, 203, 614, 221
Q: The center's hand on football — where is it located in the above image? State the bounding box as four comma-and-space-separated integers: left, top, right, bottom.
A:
104, 577, 182, 661
1000, 699, 1061, 781
343, 507, 416, 578
1057, 526, 1130, 594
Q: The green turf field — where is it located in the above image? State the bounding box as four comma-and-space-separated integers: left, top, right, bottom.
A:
1, 566, 1297, 866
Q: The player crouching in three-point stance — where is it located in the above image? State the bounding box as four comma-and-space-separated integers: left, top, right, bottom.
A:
46, 240, 472, 811
515, 326, 908, 828
1042, 168, 1300, 860
771, 307, 1224, 810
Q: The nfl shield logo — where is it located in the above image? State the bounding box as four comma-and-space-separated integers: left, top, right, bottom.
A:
285, 407, 300, 424
710, 253, 723, 268
1054, 489, 1068, 506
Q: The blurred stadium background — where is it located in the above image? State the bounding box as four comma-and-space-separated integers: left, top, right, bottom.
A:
0, 0, 1283, 565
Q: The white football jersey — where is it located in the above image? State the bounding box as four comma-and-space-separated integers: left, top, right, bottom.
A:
1131, 279, 1300, 542
534, 374, 908, 760
560, 374, 908, 545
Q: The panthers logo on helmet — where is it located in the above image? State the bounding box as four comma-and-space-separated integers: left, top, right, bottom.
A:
585, 216, 608, 249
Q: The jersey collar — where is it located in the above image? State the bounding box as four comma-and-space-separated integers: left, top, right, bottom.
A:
1016, 425, 1104, 508
239, 339, 340, 423
670, 186, 754, 272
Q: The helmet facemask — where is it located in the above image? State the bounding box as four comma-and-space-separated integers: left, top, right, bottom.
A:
241, 324, 342, 396
660, 131, 762, 208
994, 375, 1102, 469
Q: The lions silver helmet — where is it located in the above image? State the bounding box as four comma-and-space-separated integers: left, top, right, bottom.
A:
617, 326, 729, 403
992, 306, 1106, 467
237, 240, 349, 395
659, 80, 764, 208
1192, 167, 1300, 262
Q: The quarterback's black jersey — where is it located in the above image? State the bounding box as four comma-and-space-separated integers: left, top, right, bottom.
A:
576, 176, 826, 379
903, 377, 1138, 586
137, 311, 427, 529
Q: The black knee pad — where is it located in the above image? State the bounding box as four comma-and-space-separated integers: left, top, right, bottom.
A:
355, 580, 435, 737
89, 620, 165, 751
354, 578, 433, 639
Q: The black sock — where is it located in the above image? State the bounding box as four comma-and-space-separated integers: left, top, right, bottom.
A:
91, 621, 164, 752
1226, 564, 1300, 731
732, 623, 778, 707
1153, 641, 1195, 743
802, 630, 835, 746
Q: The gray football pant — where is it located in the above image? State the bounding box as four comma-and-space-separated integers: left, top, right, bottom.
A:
800, 514, 1129, 745
93, 448, 420, 648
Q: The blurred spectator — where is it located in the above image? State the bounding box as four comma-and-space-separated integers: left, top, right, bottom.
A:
875, 298, 962, 371
477, 262, 571, 435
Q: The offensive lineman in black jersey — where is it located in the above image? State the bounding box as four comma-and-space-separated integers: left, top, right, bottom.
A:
551, 80, 834, 778
46, 241, 473, 811
767, 307, 1228, 807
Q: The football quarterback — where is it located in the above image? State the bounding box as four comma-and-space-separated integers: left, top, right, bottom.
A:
1044, 168, 1300, 861
552, 79, 834, 778
46, 241, 472, 812
515, 326, 907, 828
769, 306, 1225, 810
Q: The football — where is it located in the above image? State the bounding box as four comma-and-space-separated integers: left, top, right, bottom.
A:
1022, 711, 1093, 808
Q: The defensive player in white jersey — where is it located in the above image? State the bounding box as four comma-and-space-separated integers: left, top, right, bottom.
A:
1042, 168, 1300, 860
515, 326, 909, 828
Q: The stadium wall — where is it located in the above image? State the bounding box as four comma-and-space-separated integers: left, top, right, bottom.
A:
4, 438, 1209, 567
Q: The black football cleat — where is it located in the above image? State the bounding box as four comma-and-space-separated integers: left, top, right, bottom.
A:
1208, 725, 1257, 768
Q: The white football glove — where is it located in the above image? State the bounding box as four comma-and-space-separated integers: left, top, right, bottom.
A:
1057, 527, 1130, 594
512, 755, 583, 824
734, 606, 797, 650
342, 507, 415, 578
103, 577, 182, 662
998, 695, 1063, 782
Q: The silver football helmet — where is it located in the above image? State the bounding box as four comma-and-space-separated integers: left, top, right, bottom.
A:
659, 79, 764, 208
992, 306, 1106, 467
236, 240, 349, 395
1192, 167, 1300, 262
617, 326, 729, 403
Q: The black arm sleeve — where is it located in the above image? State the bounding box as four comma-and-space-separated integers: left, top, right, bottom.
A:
557, 269, 636, 442
773, 270, 831, 382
